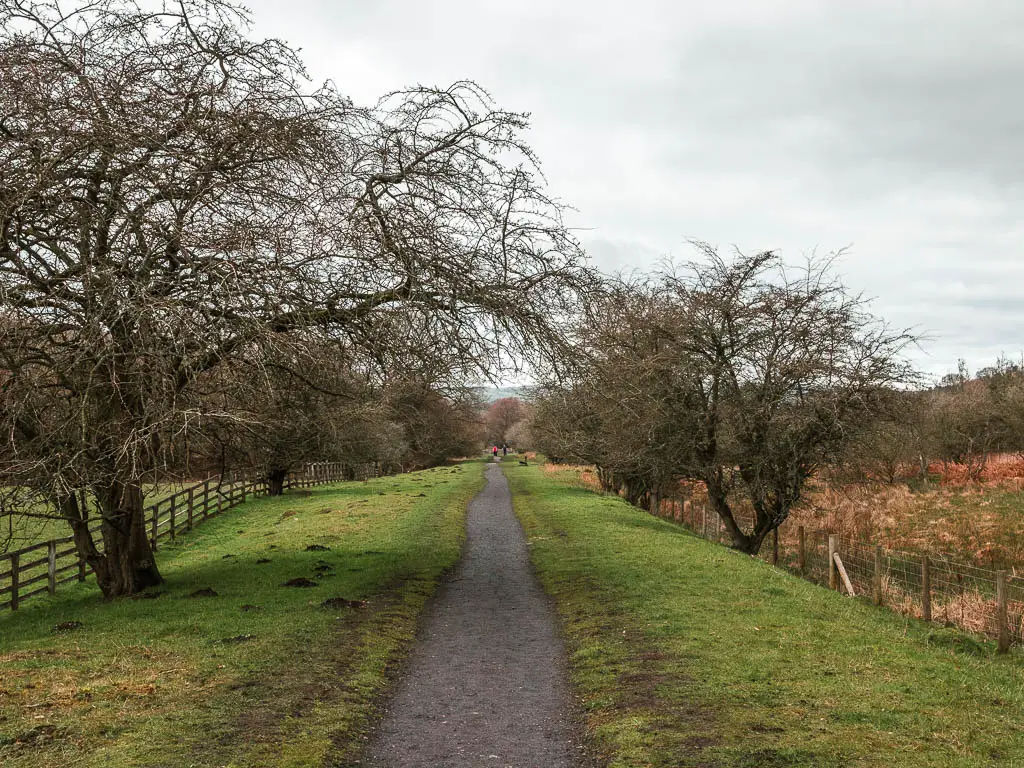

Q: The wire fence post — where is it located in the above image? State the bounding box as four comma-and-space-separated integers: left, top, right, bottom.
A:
797, 526, 805, 576
921, 555, 931, 622
996, 570, 1010, 653
873, 544, 883, 606
828, 535, 838, 591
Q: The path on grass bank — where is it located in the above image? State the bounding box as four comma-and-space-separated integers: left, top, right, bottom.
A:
365, 461, 583, 768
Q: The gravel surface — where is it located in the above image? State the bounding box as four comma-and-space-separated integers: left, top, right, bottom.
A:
364, 462, 584, 768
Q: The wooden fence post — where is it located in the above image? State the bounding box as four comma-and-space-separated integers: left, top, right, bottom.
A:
682, 500, 690, 525
187, 486, 195, 525
47, 541, 57, 595
701, 505, 707, 538
873, 545, 883, 606
183, 495, 192, 531
996, 570, 1011, 653
828, 535, 838, 591
151, 510, 158, 550
10, 553, 19, 610
921, 555, 932, 622
169, 499, 176, 541
771, 528, 779, 566
797, 526, 806, 576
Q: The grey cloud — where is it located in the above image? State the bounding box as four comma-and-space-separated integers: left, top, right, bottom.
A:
244, 0, 1024, 378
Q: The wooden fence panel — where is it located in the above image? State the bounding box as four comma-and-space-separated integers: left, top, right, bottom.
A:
1, 461, 369, 612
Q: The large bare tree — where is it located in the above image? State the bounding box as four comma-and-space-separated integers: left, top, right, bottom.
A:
0, 0, 589, 596
537, 248, 915, 554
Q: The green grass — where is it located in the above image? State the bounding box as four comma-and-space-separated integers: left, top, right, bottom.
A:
505, 462, 1024, 768
1, 481, 195, 552
0, 463, 484, 767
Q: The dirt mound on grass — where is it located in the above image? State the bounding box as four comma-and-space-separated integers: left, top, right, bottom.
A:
280, 577, 318, 588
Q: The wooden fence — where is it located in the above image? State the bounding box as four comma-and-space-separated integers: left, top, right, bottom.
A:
653, 496, 1024, 652
0, 461, 376, 613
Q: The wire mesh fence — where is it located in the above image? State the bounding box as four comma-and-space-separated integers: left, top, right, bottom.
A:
653, 495, 1022, 650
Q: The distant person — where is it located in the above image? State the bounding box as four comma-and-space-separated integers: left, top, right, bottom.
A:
502, 444, 508, 456
492, 445, 499, 459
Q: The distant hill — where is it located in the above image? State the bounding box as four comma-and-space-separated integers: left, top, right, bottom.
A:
474, 386, 529, 403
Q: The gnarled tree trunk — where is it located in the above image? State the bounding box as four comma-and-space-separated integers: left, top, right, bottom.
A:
61, 481, 162, 599
705, 476, 773, 555
267, 468, 288, 496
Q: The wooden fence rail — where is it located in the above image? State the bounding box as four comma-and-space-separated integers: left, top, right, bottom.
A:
0, 461, 374, 613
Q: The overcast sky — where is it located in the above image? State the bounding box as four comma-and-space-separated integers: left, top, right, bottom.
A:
246, 0, 1024, 381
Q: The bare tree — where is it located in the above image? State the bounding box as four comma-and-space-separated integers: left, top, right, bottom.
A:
912, 357, 1024, 482
193, 339, 399, 495
484, 397, 526, 446
0, 0, 589, 596
383, 382, 483, 469
532, 282, 686, 506
536, 248, 915, 553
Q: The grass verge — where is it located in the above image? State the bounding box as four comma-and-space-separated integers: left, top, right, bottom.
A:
0, 462, 483, 767
504, 461, 1024, 768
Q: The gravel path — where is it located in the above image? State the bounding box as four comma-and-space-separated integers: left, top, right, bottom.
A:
364, 461, 583, 768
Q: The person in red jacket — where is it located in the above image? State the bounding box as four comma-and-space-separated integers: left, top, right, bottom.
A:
492, 445, 499, 458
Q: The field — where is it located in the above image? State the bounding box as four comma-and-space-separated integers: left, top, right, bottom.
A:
553, 456, 1024, 570
0, 481, 195, 553
0, 463, 483, 768
507, 461, 1024, 767
791, 474, 1024, 569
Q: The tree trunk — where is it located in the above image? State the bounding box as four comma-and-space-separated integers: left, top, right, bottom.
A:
704, 478, 771, 554
267, 468, 288, 496
63, 481, 163, 599
621, 476, 647, 507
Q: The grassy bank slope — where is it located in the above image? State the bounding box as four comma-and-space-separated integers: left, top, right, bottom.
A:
1, 463, 483, 768
504, 462, 1024, 768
